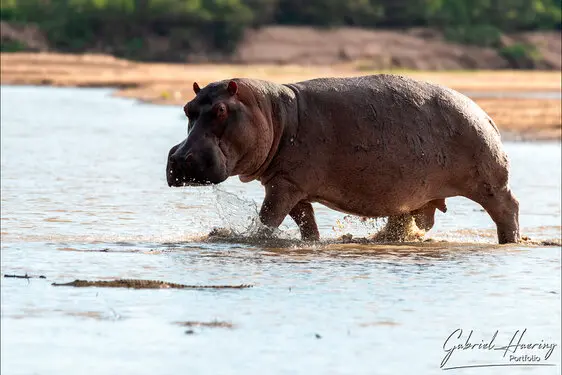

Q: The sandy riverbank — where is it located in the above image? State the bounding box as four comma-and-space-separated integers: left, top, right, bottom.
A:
1, 52, 560, 140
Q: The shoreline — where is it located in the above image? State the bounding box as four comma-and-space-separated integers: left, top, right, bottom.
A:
1, 52, 561, 141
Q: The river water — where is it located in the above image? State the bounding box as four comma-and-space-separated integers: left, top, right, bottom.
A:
1, 85, 560, 375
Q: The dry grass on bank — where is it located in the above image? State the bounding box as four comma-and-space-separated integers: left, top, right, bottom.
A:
1, 52, 561, 140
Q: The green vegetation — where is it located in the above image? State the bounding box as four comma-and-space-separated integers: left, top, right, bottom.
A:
444, 25, 503, 48
1, 0, 255, 59
0, 39, 27, 52
1, 0, 560, 60
500, 43, 543, 68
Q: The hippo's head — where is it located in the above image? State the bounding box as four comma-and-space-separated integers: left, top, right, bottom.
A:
166, 79, 275, 187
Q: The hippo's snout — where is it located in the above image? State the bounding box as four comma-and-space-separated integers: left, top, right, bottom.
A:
166, 152, 184, 187
166, 144, 182, 187
166, 147, 205, 187
166, 143, 228, 187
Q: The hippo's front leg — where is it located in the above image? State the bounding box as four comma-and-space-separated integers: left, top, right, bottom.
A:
258, 178, 306, 238
289, 201, 320, 241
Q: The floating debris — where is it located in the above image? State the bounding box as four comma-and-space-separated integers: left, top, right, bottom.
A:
175, 320, 235, 329
540, 240, 561, 246
519, 236, 561, 247
51, 279, 253, 290
4, 273, 46, 279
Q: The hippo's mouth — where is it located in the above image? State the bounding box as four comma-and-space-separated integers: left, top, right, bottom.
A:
167, 164, 227, 187
167, 174, 215, 187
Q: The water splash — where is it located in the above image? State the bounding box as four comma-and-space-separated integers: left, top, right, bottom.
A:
210, 187, 427, 243
331, 214, 387, 238
212, 186, 260, 235
211, 185, 296, 239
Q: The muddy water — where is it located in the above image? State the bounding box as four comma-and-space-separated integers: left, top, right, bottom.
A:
1, 85, 560, 375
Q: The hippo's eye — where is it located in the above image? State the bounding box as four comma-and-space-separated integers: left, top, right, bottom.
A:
214, 103, 228, 121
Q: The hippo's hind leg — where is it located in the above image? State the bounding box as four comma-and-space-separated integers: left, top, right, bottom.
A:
371, 214, 425, 242
469, 187, 520, 244
289, 201, 320, 241
371, 199, 447, 242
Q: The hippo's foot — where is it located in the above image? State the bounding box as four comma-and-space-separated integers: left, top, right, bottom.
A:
289, 201, 320, 242
371, 214, 426, 243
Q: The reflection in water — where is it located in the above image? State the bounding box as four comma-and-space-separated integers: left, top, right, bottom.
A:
1, 86, 560, 375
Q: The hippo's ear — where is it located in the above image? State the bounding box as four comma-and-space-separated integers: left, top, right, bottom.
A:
227, 80, 238, 96
193, 82, 201, 95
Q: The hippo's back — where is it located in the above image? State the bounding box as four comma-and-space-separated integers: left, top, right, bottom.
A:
285, 74, 503, 161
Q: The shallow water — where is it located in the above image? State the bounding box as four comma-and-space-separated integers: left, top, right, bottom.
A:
1, 85, 561, 375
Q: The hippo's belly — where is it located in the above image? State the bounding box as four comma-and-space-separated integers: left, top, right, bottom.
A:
306, 153, 456, 218
314, 198, 410, 218
311, 177, 438, 218
313, 191, 429, 218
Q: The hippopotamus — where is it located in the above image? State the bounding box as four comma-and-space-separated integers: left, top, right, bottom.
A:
166, 74, 520, 244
